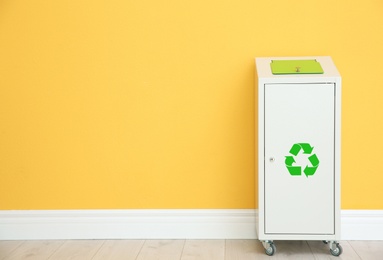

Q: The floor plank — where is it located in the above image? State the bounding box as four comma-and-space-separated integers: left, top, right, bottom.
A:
181, 240, 224, 260
307, 240, 361, 259
225, 240, 270, 260
136, 240, 185, 260
0, 241, 24, 260
3, 240, 64, 260
348, 241, 383, 260
47, 240, 104, 260
269, 240, 315, 259
92, 240, 144, 260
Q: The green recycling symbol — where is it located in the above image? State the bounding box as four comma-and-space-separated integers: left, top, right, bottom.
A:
285, 143, 319, 177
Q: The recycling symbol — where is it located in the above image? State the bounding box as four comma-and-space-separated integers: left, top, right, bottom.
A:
285, 143, 320, 177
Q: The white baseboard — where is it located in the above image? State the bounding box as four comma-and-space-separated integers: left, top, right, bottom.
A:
341, 210, 383, 240
0, 209, 382, 240
0, 209, 256, 240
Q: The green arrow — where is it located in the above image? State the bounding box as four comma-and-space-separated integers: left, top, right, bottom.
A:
299, 143, 314, 154
308, 154, 319, 166
287, 166, 301, 175
304, 165, 318, 177
303, 154, 320, 177
289, 144, 301, 156
285, 156, 301, 175
285, 156, 295, 166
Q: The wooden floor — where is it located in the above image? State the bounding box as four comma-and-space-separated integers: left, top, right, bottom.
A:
1, 240, 382, 259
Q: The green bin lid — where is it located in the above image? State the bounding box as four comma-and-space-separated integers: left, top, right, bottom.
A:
270, 59, 324, 74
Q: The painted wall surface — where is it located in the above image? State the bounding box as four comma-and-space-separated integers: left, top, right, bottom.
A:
1, 1, 382, 210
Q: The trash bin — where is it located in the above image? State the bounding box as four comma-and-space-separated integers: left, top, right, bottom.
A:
255, 57, 342, 256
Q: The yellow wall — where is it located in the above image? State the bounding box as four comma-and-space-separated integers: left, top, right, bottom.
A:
1, 1, 382, 210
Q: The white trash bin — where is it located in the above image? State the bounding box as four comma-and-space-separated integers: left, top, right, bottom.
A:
255, 57, 342, 256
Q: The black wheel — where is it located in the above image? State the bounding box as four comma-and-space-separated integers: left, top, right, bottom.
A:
330, 243, 343, 257
265, 243, 276, 256
322, 240, 328, 244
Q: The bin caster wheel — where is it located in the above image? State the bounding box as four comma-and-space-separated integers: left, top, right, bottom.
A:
330, 243, 342, 257
322, 240, 328, 244
265, 243, 276, 256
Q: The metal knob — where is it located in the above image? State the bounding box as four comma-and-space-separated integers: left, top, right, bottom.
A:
270, 157, 275, 162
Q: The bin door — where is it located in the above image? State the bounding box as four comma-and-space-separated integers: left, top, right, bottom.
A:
264, 83, 335, 235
